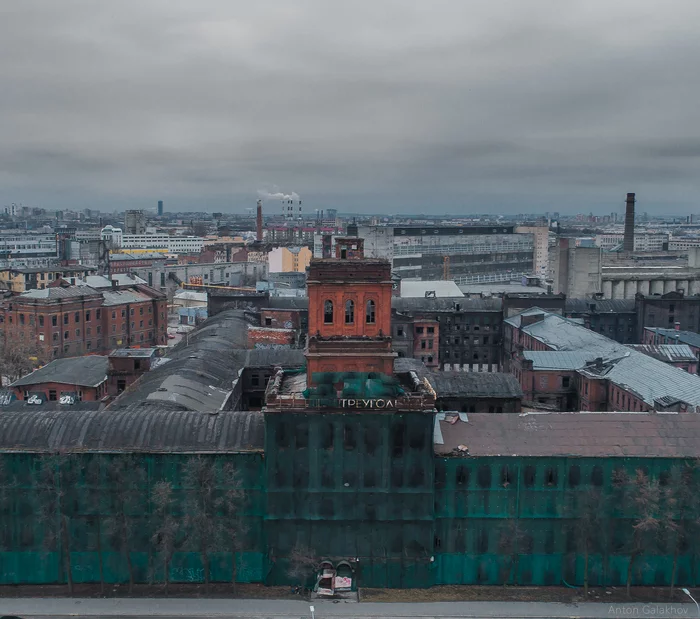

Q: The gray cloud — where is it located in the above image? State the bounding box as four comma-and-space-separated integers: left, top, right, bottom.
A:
1, 0, 699, 214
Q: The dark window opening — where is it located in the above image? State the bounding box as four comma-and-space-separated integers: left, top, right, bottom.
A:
524, 465, 536, 487
345, 299, 354, 324
49, 390, 57, 401
324, 300, 333, 324
295, 424, 308, 449
563, 376, 571, 388
545, 468, 558, 486
659, 471, 670, 486
477, 465, 491, 488
364, 427, 378, 455
321, 422, 334, 450
276, 422, 289, 448
568, 465, 581, 487
366, 299, 376, 324
501, 466, 512, 487
265, 317, 272, 326
456, 466, 468, 486
343, 424, 356, 450
391, 424, 404, 458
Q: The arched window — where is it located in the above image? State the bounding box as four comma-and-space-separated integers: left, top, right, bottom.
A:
366, 299, 376, 324
345, 300, 354, 324
324, 300, 334, 324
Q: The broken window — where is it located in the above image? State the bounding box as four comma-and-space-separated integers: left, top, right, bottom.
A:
345, 299, 354, 324
568, 465, 580, 487
524, 465, 536, 487
320, 422, 334, 449
545, 467, 558, 486
477, 465, 491, 488
343, 424, 356, 450
324, 300, 334, 323
366, 299, 376, 324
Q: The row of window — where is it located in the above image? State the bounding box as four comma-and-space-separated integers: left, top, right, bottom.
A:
14, 305, 157, 327
324, 299, 376, 325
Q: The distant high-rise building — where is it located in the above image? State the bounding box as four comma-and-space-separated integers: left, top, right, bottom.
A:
125, 210, 146, 235
157, 200, 164, 216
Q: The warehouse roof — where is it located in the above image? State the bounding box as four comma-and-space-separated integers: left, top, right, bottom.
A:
507, 308, 700, 408
392, 296, 502, 313
428, 372, 523, 399
20, 285, 101, 299
400, 280, 463, 298
101, 288, 156, 306
107, 310, 251, 412
645, 328, 700, 349
435, 411, 700, 457
107, 311, 305, 413
523, 350, 605, 371
0, 408, 263, 453
627, 344, 697, 364
11, 356, 108, 388
565, 299, 636, 314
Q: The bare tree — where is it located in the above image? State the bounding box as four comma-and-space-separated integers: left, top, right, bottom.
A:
287, 543, 319, 589
568, 487, 607, 596
660, 465, 700, 597
33, 453, 78, 594
0, 335, 44, 384
182, 455, 218, 591
150, 480, 179, 593
104, 455, 147, 593
215, 462, 247, 593
614, 468, 662, 598
498, 519, 526, 586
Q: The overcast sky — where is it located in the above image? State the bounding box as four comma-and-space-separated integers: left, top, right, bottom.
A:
1, 1, 699, 215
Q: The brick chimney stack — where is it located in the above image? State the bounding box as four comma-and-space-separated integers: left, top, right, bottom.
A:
256, 199, 263, 243
623, 193, 635, 252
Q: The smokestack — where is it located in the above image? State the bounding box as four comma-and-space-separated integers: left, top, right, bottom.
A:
256, 199, 263, 242
623, 193, 635, 252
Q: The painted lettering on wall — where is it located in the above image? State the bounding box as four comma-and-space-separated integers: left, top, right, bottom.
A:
339, 398, 397, 409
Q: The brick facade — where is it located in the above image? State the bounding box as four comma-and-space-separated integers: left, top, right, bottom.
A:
0, 285, 167, 360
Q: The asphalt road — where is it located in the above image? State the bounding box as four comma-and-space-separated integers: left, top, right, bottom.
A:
2, 598, 698, 619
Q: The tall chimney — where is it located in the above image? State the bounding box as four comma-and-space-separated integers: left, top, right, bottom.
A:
623, 193, 635, 252
256, 199, 263, 243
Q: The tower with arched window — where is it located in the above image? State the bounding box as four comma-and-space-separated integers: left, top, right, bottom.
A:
305, 238, 395, 384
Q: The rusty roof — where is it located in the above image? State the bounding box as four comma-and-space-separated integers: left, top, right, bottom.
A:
435, 412, 700, 458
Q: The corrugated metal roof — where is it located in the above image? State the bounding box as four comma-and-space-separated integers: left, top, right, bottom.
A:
108, 311, 305, 413
11, 356, 108, 388
0, 408, 263, 453
435, 411, 700, 457
428, 372, 523, 399
20, 286, 101, 299
523, 351, 598, 370
645, 328, 700, 349
508, 308, 700, 408
392, 296, 502, 313
101, 289, 153, 306
627, 344, 697, 363
565, 299, 636, 314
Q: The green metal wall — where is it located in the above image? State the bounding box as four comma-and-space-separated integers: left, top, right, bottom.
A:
0, 452, 265, 586
434, 456, 700, 587
264, 412, 435, 587
1, 441, 699, 588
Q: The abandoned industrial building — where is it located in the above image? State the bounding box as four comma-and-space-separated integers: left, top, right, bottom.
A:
2, 239, 700, 590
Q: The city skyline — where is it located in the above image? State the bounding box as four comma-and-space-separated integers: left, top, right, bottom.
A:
1, 1, 700, 214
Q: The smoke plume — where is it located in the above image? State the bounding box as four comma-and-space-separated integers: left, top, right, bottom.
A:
257, 189, 301, 202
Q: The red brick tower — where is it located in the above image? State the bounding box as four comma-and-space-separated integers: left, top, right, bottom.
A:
305, 237, 395, 384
